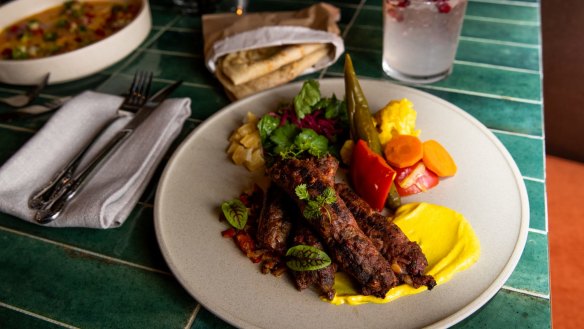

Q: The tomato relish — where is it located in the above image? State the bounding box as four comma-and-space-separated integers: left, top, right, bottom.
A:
0, 0, 141, 60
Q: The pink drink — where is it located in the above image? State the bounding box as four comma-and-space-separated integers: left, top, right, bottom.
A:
382, 0, 467, 83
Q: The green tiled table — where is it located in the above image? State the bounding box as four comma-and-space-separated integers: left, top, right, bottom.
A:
0, 0, 549, 328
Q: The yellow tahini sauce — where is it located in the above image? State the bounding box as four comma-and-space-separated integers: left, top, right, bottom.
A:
327, 202, 480, 305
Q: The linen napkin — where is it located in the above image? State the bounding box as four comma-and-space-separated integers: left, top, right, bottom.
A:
0, 91, 191, 228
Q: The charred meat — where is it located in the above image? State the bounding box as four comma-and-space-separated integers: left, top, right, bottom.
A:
256, 184, 294, 255
336, 183, 436, 289
267, 155, 398, 297
291, 223, 337, 300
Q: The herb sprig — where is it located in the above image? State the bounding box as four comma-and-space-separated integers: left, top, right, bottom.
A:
295, 184, 336, 222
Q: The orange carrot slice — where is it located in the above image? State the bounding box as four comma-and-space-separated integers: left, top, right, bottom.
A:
422, 140, 457, 177
383, 135, 423, 168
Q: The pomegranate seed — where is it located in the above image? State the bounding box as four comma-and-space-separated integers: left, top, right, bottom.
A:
436, 1, 451, 13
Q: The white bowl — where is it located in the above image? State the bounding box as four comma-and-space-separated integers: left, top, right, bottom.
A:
0, 0, 151, 85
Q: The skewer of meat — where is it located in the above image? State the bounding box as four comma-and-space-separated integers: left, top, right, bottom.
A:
290, 223, 337, 300
256, 184, 294, 275
267, 155, 397, 298
335, 183, 436, 289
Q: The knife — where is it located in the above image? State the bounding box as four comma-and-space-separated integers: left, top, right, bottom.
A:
32, 80, 183, 224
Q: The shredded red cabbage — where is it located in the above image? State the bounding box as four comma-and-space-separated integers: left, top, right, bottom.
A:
278, 105, 342, 142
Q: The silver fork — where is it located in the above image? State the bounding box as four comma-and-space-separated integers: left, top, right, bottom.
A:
28, 71, 153, 212
0, 73, 50, 108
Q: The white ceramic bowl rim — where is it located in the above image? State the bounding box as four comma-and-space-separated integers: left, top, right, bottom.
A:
0, 0, 151, 85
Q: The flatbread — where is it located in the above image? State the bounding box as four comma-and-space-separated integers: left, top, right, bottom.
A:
216, 44, 331, 100
221, 43, 326, 86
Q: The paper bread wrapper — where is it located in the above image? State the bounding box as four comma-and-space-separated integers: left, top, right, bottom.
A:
202, 3, 344, 78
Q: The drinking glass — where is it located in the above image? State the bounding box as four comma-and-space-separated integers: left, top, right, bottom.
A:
382, 0, 467, 84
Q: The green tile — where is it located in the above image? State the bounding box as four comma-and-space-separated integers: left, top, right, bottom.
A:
42, 73, 112, 97
466, 1, 540, 21
505, 232, 550, 295
457, 38, 540, 71
353, 6, 381, 28
151, 6, 181, 27
495, 132, 544, 180
191, 307, 236, 329
433, 64, 542, 101
453, 289, 550, 328
148, 30, 204, 55
462, 19, 540, 45
326, 49, 382, 78
174, 15, 203, 30
120, 51, 214, 86
328, 50, 543, 101
526, 179, 546, 231
247, 0, 357, 26
419, 89, 543, 136
343, 25, 381, 50
0, 229, 196, 329
0, 306, 64, 329
0, 206, 168, 271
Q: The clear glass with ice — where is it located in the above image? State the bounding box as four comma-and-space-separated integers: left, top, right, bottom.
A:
382, 0, 467, 84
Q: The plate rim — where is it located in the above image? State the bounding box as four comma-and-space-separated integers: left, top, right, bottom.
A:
154, 78, 530, 329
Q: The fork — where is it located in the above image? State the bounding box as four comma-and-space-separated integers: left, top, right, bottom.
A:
28, 71, 153, 212
0, 73, 50, 108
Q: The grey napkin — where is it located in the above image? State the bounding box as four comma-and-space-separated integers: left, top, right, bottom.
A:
0, 91, 191, 228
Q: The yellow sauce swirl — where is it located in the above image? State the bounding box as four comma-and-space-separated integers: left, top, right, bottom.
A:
327, 202, 480, 305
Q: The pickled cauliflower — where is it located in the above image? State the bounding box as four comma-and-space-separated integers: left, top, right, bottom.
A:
374, 98, 421, 145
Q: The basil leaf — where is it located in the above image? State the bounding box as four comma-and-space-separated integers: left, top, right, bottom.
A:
257, 114, 279, 143
270, 124, 298, 155
294, 129, 329, 157
286, 245, 332, 271
294, 80, 321, 119
220, 199, 248, 230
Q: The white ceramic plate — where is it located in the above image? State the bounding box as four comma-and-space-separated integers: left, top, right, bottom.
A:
154, 79, 529, 329
0, 0, 151, 85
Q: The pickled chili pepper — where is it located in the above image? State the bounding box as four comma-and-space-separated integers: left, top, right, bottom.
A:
344, 54, 401, 209
344, 54, 383, 155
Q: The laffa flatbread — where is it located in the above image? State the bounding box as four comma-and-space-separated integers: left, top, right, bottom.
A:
222, 43, 326, 86
216, 44, 330, 100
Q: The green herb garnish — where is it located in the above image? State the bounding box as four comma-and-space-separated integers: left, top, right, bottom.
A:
295, 184, 336, 222
293, 80, 321, 119
285, 245, 332, 271
220, 199, 248, 230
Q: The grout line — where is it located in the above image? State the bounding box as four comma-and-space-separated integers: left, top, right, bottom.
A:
140, 48, 202, 58
502, 286, 550, 299
184, 304, 202, 329
523, 176, 544, 183
464, 15, 539, 26
489, 128, 543, 139
529, 228, 547, 235
468, 0, 540, 7
453, 60, 540, 75
0, 226, 172, 276
459, 36, 540, 49
0, 301, 80, 329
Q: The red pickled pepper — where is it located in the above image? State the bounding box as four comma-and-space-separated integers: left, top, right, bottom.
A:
350, 139, 397, 211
